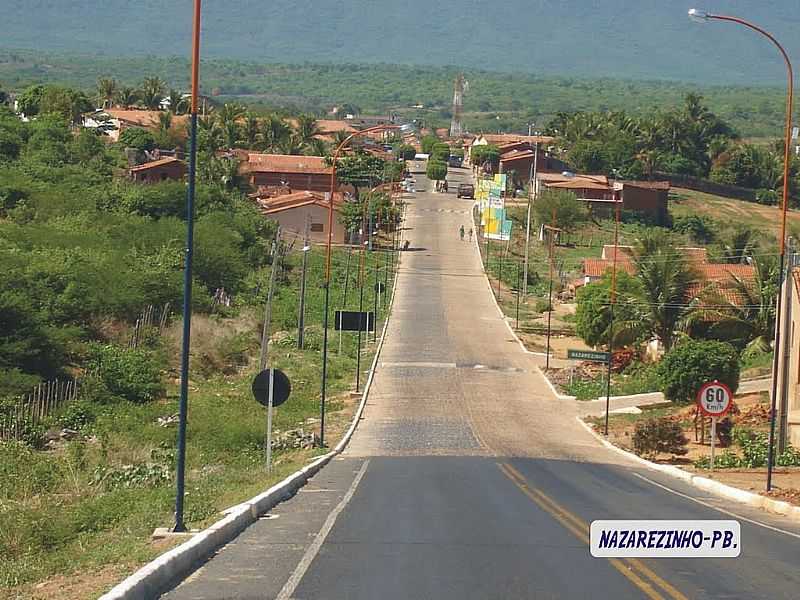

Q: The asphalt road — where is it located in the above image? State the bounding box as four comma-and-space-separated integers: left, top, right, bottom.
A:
164, 167, 800, 600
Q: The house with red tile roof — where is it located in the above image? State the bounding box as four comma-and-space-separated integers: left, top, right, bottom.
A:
129, 156, 187, 183
244, 154, 333, 192
253, 190, 347, 244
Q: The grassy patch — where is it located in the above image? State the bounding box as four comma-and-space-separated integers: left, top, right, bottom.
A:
0, 245, 396, 598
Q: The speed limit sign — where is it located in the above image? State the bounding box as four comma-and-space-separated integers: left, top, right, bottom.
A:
697, 381, 733, 417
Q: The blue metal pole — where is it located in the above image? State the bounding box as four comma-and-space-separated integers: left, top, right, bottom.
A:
173, 0, 201, 533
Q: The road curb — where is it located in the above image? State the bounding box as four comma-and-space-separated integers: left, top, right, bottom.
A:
535, 365, 577, 401
99, 245, 403, 600
575, 417, 800, 523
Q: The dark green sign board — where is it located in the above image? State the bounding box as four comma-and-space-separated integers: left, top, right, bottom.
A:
567, 349, 611, 363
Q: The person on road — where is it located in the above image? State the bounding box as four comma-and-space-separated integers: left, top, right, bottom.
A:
459, 225, 465, 241
443, 180, 448, 193
468, 227, 473, 241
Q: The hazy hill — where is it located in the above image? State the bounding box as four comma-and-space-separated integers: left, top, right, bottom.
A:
1, 0, 798, 84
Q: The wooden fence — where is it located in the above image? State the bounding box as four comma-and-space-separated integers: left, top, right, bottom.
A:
129, 303, 171, 349
0, 378, 80, 441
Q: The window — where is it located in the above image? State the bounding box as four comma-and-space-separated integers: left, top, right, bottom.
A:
311, 223, 324, 232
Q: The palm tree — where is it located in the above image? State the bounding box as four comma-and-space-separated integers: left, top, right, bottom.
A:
277, 134, 304, 156
116, 87, 138, 109
620, 230, 700, 351
717, 227, 757, 264
216, 103, 245, 127
167, 89, 188, 115
221, 119, 239, 150
96, 77, 117, 109
242, 113, 260, 148
139, 76, 166, 110
261, 114, 291, 151
697, 255, 778, 353
158, 111, 173, 135
304, 137, 329, 157
294, 114, 319, 145
331, 129, 352, 148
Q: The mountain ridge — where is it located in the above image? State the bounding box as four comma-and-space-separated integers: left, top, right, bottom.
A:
1, 1, 798, 84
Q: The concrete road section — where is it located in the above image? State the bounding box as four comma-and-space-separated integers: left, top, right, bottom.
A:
164, 168, 800, 600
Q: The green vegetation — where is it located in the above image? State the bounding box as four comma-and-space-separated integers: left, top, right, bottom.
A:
0, 99, 400, 595
656, 340, 740, 404
632, 417, 689, 460
0, 50, 792, 138
426, 160, 447, 182
694, 427, 800, 469
533, 189, 589, 234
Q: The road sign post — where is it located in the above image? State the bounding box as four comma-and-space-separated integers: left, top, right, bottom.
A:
252, 368, 291, 472
696, 381, 733, 471
567, 349, 611, 363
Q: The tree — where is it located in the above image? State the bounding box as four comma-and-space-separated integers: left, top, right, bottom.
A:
261, 114, 291, 151
294, 114, 319, 146
430, 142, 450, 162
39, 86, 92, 125
305, 137, 328, 157
395, 144, 416, 160
426, 159, 447, 182
242, 113, 260, 148
96, 77, 117, 109
575, 271, 642, 348
119, 127, 156, 152
532, 189, 588, 233
657, 339, 740, 403
470, 144, 500, 170
623, 230, 699, 351
694, 254, 778, 354
167, 89, 187, 115
116, 86, 138, 109
420, 135, 439, 154
17, 85, 45, 117
139, 76, 166, 110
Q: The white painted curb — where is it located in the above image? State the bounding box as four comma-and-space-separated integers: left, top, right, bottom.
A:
535, 365, 577, 401
99, 246, 403, 600
576, 417, 800, 523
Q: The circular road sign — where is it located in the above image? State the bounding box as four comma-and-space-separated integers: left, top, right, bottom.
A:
696, 381, 733, 417
251, 368, 291, 408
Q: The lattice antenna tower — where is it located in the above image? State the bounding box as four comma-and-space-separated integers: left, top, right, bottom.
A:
450, 74, 468, 137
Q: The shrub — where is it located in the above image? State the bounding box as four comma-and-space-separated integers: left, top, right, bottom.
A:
657, 340, 739, 404
426, 160, 447, 181
632, 417, 688, 459
732, 427, 769, 468
118, 128, 156, 152
86, 343, 164, 403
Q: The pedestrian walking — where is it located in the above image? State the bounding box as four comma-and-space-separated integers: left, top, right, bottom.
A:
459, 225, 465, 241
468, 228, 473, 241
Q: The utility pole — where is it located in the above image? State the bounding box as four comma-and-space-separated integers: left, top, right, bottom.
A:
374, 238, 380, 342
259, 229, 281, 370
297, 216, 310, 349
523, 142, 538, 297
173, 0, 202, 534
356, 238, 366, 392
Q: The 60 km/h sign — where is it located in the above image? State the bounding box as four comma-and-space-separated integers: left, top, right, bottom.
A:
696, 381, 733, 417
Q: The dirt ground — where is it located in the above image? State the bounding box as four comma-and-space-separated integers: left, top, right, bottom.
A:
595, 393, 800, 507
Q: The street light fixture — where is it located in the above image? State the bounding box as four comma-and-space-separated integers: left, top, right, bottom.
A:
320, 124, 400, 447
688, 9, 794, 491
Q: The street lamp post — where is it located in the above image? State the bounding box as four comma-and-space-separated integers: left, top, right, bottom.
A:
173, 0, 202, 533
688, 9, 794, 491
321, 125, 400, 446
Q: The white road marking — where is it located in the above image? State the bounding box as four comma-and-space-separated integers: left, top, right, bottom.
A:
275, 460, 370, 600
380, 361, 457, 369
632, 472, 800, 540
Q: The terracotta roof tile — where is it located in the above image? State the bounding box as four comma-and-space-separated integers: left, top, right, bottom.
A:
129, 156, 185, 171
246, 154, 332, 175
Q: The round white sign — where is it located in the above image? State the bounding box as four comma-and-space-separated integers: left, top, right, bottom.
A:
696, 381, 733, 417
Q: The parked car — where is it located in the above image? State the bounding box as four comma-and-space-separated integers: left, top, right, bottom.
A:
457, 184, 474, 199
